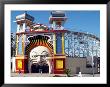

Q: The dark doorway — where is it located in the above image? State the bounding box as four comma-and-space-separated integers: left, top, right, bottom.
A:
76, 67, 80, 74
42, 64, 49, 73
31, 64, 39, 73
31, 63, 49, 73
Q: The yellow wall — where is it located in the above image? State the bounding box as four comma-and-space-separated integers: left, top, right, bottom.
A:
17, 60, 22, 69
56, 60, 63, 69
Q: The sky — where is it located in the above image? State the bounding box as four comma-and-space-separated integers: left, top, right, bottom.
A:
11, 10, 100, 37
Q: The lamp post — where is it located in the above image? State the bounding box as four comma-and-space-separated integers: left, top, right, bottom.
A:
90, 39, 95, 77
91, 54, 94, 77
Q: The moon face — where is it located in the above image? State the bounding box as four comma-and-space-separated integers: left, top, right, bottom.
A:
29, 46, 50, 64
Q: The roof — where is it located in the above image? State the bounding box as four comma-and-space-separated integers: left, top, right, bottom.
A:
16, 12, 34, 21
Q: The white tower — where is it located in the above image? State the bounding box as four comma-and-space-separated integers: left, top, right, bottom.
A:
16, 12, 34, 33
15, 12, 34, 73
49, 11, 67, 30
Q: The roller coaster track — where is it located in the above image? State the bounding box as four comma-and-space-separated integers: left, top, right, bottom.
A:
64, 31, 100, 58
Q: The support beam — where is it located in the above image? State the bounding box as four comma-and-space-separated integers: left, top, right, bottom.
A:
16, 35, 18, 55
53, 34, 56, 54
62, 33, 65, 54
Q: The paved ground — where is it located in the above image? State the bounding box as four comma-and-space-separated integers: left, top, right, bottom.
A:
11, 73, 100, 77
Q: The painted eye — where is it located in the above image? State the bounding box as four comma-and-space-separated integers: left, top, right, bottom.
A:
35, 55, 38, 57
41, 55, 44, 58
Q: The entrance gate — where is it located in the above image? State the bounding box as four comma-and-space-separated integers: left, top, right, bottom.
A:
31, 63, 49, 73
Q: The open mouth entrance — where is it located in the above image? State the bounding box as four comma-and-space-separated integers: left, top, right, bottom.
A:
29, 46, 51, 73
31, 63, 49, 73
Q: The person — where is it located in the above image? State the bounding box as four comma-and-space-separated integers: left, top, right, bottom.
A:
78, 72, 82, 77
19, 69, 21, 74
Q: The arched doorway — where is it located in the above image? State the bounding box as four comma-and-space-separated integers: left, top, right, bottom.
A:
29, 46, 51, 73
31, 63, 49, 73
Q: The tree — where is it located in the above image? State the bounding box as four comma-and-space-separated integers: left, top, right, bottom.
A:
11, 33, 16, 57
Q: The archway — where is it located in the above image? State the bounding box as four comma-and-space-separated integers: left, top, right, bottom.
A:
29, 46, 51, 73
25, 35, 53, 73
31, 63, 49, 73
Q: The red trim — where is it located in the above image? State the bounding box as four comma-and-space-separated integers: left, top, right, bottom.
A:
50, 17, 67, 21
27, 42, 53, 56
22, 59, 25, 72
51, 30, 68, 33
15, 55, 28, 57
54, 70, 64, 74
16, 30, 68, 35
16, 58, 28, 73
54, 58, 65, 70
53, 58, 65, 74
16, 59, 23, 71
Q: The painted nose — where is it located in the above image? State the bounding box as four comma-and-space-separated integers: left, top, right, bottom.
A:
37, 56, 40, 62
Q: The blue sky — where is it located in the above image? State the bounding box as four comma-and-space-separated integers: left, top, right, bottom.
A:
11, 10, 100, 37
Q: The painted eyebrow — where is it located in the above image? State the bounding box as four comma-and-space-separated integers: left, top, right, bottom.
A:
41, 51, 48, 54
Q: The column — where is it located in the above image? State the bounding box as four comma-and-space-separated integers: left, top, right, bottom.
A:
22, 34, 25, 55
17, 25, 20, 33
52, 21, 56, 29
22, 23, 26, 32
16, 35, 18, 55
62, 33, 65, 54
53, 34, 56, 54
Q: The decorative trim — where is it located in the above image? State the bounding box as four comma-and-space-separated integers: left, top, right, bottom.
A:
62, 33, 65, 54
53, 34, 56, 54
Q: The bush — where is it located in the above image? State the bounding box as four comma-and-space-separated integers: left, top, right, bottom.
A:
64, 69, 71, 77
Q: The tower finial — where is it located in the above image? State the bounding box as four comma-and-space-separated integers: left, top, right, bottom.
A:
25, 11, 27, 14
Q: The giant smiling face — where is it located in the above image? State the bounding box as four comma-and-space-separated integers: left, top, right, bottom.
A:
30, 46, 51, 64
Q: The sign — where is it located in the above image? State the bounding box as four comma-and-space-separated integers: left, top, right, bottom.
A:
56, 60, 63, 69
17, 60, 22, 69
